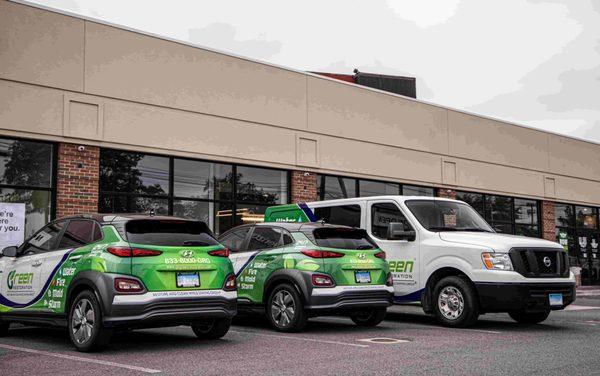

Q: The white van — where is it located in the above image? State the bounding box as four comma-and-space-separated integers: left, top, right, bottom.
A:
264, 196, 576, 327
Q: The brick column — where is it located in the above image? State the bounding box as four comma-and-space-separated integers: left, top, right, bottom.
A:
541, 201, 556, 242
291, 170, 317, 203
56, 143, 100, 218
436, 188, 456, 199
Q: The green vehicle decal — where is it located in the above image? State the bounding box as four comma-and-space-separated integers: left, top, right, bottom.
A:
0, 224, 234, 314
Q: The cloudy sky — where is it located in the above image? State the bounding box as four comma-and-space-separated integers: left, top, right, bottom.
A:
28, 0, 600, 143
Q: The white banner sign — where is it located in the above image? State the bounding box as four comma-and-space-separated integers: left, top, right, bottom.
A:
0, 203, 26, 248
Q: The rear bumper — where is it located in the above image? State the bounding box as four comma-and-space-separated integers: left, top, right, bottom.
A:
306, 285, 394, 313
104, 290, 237, 328
474, 282, 576, 313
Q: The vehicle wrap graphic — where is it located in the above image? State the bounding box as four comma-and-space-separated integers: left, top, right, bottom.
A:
0, 225, 235, 314
264, 204, 314, 223
230, 234, 389, 304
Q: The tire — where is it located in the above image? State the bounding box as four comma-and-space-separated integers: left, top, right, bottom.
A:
191, 318, 231, 340
432, 276, 479, 328
0, 321, 9, 336
266, 283, 307, 332
350, 308, 387, 327
509, 310, 550, 324
68, 290, 112, 352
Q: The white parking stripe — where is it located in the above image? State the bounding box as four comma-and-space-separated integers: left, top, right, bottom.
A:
0, 343, 162, 374
229, 329, 369, 348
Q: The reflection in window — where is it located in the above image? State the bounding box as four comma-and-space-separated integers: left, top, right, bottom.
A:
236, 166, 288, 205
402, 185, 434, 197
100, 150, 169, 195
456, 192, 484, 216
359, 180, 400, 197
576, 206, 598, 230
318, 175, 357, 200
174, 159, 232, 200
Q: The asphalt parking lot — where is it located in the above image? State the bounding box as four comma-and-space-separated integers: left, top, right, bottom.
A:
2, 295, 600, 376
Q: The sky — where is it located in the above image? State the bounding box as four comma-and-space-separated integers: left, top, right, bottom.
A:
27, 0, 600, 143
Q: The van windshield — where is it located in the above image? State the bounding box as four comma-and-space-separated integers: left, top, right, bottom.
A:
311, 228, 377, 250
125, 219, 220, 246
405, 200, 494, 233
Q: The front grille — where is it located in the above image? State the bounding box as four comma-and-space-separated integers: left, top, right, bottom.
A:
509, 248, 570, 278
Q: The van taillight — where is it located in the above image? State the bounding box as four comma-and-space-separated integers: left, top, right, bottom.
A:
208, 248, 230, 257
375, 251, 386, 260
301, 250, 344, 258
223, 274, 237, 291
114, 277, 144, 293
107, 247, 162, 257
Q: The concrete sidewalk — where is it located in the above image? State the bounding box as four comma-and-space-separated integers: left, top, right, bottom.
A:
577, 286, 600, 297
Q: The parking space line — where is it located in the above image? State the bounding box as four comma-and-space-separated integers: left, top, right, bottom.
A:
0, 343, 162, 374
229, 329, 369, 348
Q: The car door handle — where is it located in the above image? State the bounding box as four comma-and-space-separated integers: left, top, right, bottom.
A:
31, 260, 43, 267
69, 255, 83, 261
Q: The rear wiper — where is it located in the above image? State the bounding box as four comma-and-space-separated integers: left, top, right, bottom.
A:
356, 245, 375, 250
183, 240, 211, 246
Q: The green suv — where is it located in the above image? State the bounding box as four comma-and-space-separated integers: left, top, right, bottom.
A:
219, 222, 394, 332
0, 214, 237, 351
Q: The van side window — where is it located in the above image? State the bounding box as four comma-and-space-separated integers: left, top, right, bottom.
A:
313, 205, 361, 228
371, 202, 412, 239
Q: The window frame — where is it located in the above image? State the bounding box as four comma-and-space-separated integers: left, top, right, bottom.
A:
316, 173, 434, 200
99, 149, 291, 235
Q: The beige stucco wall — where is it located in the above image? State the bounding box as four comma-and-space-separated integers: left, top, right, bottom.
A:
1, 0, 600, 206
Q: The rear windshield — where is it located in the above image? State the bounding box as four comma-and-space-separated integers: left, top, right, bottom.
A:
311, 228, 377, 250
125, 219, 219, 247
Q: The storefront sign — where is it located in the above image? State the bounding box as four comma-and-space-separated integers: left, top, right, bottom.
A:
0, 203, 26, 248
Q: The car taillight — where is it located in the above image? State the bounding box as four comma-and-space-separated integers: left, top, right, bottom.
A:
223, 274, 237, 291
107, 247, 162, 257
208, 248, 230, 257
312, 274, 335, 287
375, 251, 386, 260
386, 272, 394, 287
301, 250, 344, 258
114, 277, 144, 293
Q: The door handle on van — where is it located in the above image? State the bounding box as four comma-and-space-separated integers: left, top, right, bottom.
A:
31, 260, 42, 267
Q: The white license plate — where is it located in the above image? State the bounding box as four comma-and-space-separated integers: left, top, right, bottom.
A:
176, 272, 200, 288
549, 293, 563, 307
355, 271, 371, 284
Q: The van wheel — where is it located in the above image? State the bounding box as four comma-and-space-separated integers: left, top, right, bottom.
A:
432, 276, 479, 327
509, 310, 550, 324
351, 308, 387, 327
266, 283, 307, 332
0, 321, 9, 336
68, 290, 112, 352
192, 318, 231, 339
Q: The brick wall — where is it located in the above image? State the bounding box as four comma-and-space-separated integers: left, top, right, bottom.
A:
541, 201, 556, 242
436, 188, 457, 199
291, 171, 317, 203
56, 143, 100, 218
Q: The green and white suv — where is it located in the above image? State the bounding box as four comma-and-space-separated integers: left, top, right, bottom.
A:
219, 222, 394, 332
0, 214, 237, 351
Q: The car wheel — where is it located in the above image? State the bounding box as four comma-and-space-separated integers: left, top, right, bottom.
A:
266, 283, 307, 332
68, 290, 112, 352
433, 276, 479, 328
191, 318, 231, 340
508, 310, 550, 324
0, 321, 10, 336
350, 308, 387, 327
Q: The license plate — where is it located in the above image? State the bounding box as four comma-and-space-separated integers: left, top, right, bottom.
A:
355, 271, 371, 284
176, 272, 200, 288
549, 293, 563, 307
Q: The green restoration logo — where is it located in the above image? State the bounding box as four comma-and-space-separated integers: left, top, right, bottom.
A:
7, 270, 34, 290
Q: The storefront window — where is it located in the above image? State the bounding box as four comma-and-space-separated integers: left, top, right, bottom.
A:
318, 175, 357, 200
0, 137, 55, 239
455, 192, 484, 216
403, 185, 434, 197
359, 180, 400, 197
99, 149, 289, 235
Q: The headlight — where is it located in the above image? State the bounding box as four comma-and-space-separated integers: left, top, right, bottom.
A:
481, 252, 513, 271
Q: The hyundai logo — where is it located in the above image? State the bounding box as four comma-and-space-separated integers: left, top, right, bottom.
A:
357, 253, 367, 260
543, 256, 552, 267
180, 250, 194, 258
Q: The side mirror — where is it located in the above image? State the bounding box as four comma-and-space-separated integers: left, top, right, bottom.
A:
387, 223, 416, 241
1, 246, 18, 257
